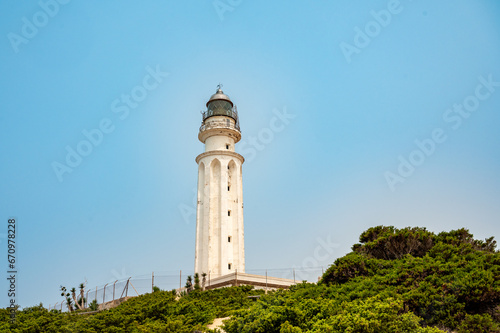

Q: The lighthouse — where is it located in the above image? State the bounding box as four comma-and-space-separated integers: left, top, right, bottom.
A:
194, 85, 245, 278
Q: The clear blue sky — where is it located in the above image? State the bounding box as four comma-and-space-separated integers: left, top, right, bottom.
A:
1, 0, 499, 308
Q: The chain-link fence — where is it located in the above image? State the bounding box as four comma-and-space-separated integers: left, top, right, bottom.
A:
48, 266, 326, 312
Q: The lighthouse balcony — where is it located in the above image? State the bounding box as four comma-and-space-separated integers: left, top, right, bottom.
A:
199, 118, 241, 133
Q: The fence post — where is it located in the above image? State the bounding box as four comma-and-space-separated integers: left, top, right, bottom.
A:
103, 283, 109, 304
113, 280, 118, 300
120, 278, 131, 299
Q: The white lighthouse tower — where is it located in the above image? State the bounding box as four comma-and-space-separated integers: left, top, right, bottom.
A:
194, 85, 245, 278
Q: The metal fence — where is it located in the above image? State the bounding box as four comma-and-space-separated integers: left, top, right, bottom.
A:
47, 266, 326, 312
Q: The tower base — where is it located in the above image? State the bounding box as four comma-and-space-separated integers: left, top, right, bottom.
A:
204, 272, 297, 290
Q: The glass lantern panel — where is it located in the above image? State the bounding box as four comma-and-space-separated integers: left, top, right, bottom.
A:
208, 100, 232, 116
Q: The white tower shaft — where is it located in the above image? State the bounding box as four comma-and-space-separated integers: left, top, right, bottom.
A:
195, 88, 245, 278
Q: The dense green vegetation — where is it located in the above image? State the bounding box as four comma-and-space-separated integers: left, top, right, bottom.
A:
0, 286, 265, 332
2, 226, 498, 332
224, 226, 499, 332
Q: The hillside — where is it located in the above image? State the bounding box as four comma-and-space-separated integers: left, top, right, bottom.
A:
1, 226, 498, 332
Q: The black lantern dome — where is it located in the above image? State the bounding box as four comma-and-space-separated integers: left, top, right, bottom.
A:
203, 85, 238, 122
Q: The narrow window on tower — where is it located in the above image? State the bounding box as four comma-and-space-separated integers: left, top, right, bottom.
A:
226, 144, 229, 149
228, 210, 231, 216
228, 185, 230, 191
228, 263, 232, 270
228, 236, 231, 242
